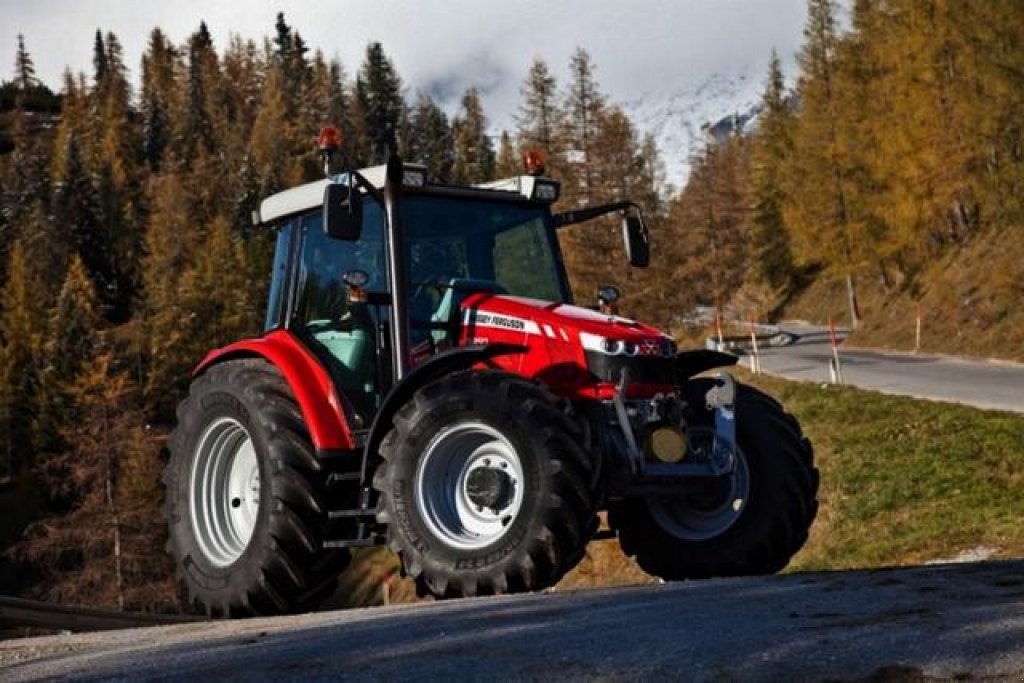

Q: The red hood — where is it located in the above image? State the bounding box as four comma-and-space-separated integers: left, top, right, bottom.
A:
462, 294, 669, 342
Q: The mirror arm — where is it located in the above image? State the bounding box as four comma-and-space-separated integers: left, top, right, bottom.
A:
553, 201, 642, 228
348, 170, 385, 206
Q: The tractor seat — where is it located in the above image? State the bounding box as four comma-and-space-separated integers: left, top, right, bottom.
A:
431, 278, 508, 346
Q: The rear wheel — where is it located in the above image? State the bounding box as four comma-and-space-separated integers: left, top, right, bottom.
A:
374, 371, 595, 598
609, 381, 818, 580
164, 359, 349, 617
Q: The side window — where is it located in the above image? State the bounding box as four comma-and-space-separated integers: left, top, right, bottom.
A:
264, 223, 295, 331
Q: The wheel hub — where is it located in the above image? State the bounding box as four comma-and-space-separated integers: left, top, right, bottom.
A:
466, 466, 515, 512
415, 421, 525, 551
189, 417, 261, 568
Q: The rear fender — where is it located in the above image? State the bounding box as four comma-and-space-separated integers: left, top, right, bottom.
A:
362, 343, 526, 478
193, 329, 357, 452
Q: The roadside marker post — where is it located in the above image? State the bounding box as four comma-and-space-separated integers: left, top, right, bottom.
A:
715, 309, 724, 351
914, 302, 922, 354
748, 313, 762, 374
828, 316, 845, 385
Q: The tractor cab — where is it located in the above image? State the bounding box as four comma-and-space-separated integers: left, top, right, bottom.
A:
256, 157, 641, 425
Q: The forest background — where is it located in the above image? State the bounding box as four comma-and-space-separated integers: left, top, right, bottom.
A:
0, 0, 1021, 611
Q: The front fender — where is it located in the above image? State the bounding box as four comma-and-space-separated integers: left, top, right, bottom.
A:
362, 343, 526, 476
675, 349, 738, 381
194, 329, 357, 452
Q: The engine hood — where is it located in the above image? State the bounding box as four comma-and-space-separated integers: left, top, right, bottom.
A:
461, 294, 669, 343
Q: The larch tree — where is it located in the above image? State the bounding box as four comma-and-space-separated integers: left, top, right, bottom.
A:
749, 51, 796, 295
0, 241, 41, 481
562, 48, 606, 204
786, 0, 861, 328
516, 58, 562, 174
33, 255, 102, 471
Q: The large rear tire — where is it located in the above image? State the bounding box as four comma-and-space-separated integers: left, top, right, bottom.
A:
164, 359, 349, 617
374, 371, 595, 598
609, 381, 818, 580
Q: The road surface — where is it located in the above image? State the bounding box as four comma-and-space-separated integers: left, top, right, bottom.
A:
3, 559, 1024, 681
750, 326, 1024, 414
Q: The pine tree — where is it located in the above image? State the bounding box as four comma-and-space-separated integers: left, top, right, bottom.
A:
356, 42, 404, 164
14, 34, 37, 103
451, 87, 495, 184
404, 92, 453, 182
92, 29, 107, 84
52, 129, 110, 300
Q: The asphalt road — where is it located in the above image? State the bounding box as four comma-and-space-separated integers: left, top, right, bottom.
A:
3, 559, 1024, 681
751, 327, 1024, 414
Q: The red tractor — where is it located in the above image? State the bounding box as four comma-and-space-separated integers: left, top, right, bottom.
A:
163, 143, 818, 616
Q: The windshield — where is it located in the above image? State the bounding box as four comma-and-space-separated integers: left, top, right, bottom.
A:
401, 195, 569, 302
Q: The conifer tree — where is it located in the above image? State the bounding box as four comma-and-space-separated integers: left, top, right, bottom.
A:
516, 58, 562, 173
451, 87, 495, 184
786, 0, 861, 327
140, 174, 195, 415
14, 34, 37, 102
495, 130, 519, 178
34, 255, 101, 463
563, 48, 606, 202
403, 92, 453, 182
749, 51, 796, 293
356, 42, 403, 164
21, 351, 175, 611
0, 241, 40, 481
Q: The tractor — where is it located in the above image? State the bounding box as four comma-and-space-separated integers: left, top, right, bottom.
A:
163, 132, 818, 616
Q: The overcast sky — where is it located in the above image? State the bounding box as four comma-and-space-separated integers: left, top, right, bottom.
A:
4, 1, 811, 130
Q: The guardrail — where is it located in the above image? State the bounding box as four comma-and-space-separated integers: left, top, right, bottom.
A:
0, 596, 202, 634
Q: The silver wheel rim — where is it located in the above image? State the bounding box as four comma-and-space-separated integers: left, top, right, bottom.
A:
647, 447, 750, 541
189, 417, 261, 567
415, 421, 525, 551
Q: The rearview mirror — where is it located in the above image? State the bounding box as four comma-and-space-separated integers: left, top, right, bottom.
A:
623, 213, 650, 268
324, 183, 363, 240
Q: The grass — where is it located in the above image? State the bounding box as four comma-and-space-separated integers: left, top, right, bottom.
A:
326, 373, 1024, 606
747, 372, 1024, 571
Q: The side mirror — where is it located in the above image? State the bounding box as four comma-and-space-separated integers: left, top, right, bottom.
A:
622, 213, 650, 268
324, 183, 363, 240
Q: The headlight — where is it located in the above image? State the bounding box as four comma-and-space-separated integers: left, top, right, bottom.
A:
581, 333, 639, 357
581, 333, 676, 358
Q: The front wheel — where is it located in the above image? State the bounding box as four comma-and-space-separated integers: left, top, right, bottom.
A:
163, 359, 349, 616
374, 371, 595, 598
609, 382, 818, 580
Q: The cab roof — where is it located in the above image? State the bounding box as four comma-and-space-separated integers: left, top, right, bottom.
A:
254, 162, 560, 226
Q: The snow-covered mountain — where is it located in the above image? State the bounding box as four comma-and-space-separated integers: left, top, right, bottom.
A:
622, 70, 766, 193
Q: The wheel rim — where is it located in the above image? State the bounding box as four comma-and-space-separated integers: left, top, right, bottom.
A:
647, 446, 751, 541
189, 417, 261, 567
415, 421, 525, 551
